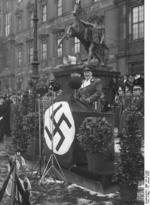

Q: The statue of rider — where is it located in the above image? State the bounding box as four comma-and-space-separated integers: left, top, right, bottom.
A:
58, 1, 107, 65
79, 16, 105, 64
72, 2, 106, 64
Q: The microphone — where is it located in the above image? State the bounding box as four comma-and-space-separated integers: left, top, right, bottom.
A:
48, 80, 61, 92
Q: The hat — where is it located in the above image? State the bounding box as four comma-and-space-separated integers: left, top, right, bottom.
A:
83, 65, 92, 72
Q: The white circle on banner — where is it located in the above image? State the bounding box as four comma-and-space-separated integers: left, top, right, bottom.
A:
44, 101, 75, 155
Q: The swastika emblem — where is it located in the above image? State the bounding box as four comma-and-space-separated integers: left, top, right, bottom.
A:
44, 101, 75, 155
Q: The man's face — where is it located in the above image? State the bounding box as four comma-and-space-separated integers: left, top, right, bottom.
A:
125, 87, 132, 97
16, 151, 21, 156
118, 87, 124, 96
133, 86, 143, 97
84, 71, 92, 80
128, 75, 134, 83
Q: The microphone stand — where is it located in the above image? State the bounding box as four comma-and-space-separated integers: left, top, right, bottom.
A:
39, 86, 67, 184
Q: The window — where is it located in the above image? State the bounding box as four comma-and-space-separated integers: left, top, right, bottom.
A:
17, 16, 22, 31
57, 0, 62, 17
42, 4, 47, 22
74, 37, 80, 53
132, 5, 144, 40
5, 12, 11, 36
28, 43, 33, 63
41, 40, 48, 60
57, 39, 62, 57
17, 47, 23, 67
29, 11, 33, 28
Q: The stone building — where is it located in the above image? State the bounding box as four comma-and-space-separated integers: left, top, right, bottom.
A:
114, 0, 144, 74
0, 0, 144, 94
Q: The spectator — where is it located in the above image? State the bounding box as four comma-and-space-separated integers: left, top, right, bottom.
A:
124, 86, 133, 110
109, 77, 118, 104
125, 74, 134, 92
15, 149, 29, 175
118, 75, 125, 90
114, 86, 125, 107
132, 76, 144, 114
114, 86, 125, 127
17, 173, 31, 205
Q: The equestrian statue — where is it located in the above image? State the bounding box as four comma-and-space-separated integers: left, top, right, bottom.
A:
58, 0, 108, 65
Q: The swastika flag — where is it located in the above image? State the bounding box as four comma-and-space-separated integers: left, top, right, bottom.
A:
44, 101, 75, 155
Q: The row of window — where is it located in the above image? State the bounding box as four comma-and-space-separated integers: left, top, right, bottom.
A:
4, 0, 64, 37
16, 37, 80, 67
129, 5, 144, 40
4, 3, 144, 42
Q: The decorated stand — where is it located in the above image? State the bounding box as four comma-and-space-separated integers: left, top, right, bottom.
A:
42, 63, 118, 175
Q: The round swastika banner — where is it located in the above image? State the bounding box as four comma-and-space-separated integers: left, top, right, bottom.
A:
44, 101, 75, 155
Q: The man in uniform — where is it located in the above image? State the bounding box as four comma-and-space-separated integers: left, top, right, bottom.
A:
77, 65, 103, 110
132, 76, 144, 114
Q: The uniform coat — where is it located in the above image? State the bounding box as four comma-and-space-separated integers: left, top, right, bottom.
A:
77, 77, 102, 107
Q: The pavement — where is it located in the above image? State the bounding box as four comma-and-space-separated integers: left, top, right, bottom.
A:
0, 138, 144, 205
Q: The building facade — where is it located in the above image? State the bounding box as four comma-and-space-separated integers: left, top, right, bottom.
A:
0, 0, 144, 94
115, 0, 144, 74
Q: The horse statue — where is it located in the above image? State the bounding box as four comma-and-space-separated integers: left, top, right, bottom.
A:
58, 0, 108, 65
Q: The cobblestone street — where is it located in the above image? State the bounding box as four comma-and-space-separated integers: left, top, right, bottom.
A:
0, 141, 144, 205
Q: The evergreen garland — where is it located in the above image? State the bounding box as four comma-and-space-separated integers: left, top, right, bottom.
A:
113, 111, 144, 185
12, 86, 45, 155
12, 91, 39, 154
77, 116, 113, 155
